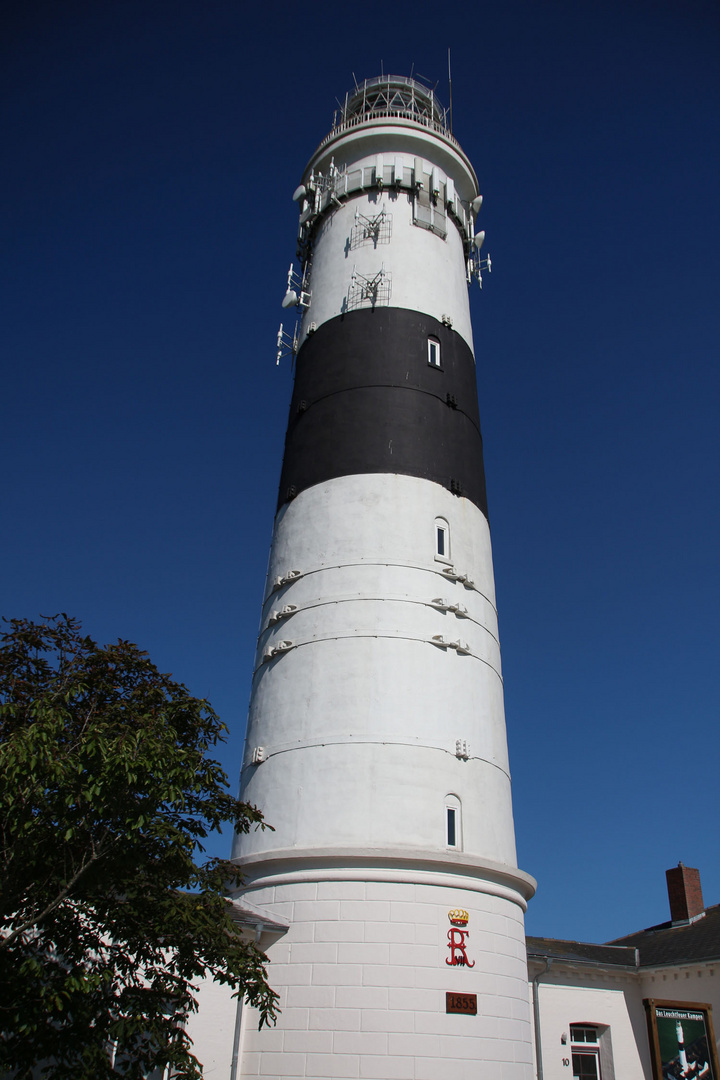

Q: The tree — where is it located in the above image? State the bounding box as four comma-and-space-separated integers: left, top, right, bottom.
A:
0, 614, 277, 1079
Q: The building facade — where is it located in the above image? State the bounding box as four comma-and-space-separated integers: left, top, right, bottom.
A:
528, 866, 720, 1080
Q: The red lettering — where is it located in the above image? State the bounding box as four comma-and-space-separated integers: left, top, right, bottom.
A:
446, 928, 475, 967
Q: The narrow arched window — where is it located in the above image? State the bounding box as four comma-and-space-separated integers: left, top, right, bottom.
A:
435, 517, 450, 562
445, 794, 462, 849
447, 807, 457, 846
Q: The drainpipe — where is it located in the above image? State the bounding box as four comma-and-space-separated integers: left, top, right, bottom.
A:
229, 923, 264, 1080
532, 958, 552, 1080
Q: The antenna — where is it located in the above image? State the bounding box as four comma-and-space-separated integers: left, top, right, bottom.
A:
276, 321, 299, 366
448, 48, 453, 133
281, 263, 311, 310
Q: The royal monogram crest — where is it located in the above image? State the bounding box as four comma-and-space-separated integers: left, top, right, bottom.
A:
448, 909, 469, 927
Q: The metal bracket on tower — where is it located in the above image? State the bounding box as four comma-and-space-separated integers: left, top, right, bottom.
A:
441, 566, 476, 590
295, 159, 348, 247
271, 569, 303, 593
430, 598, 469, 618
351, 207, 393, 248
262, 640, 294, 663
431, 636, 471, 654
347, 264, 392, 310
455, 740, 470, 760
268, 604, 298, 625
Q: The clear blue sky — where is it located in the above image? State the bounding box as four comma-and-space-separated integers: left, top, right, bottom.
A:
2, 0, 719, 944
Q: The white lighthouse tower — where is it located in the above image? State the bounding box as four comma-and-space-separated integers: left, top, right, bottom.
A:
232, 76, 536, 1079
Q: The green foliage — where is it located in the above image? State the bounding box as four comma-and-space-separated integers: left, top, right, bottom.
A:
0, 615, 277, 1078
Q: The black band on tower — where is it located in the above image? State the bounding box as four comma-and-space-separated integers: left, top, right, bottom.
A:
277, 308, 489, 517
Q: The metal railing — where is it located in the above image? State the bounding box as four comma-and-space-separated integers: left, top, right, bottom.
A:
316, 106, 461, 154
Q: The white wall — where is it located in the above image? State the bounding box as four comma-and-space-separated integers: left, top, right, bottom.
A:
235, 877, 533, 1080
640, 962, 720, 1013
298, 186, 474, 350
530, 970, 647, 1080
308, 124, 479, 204
187, 975, 238, 1078
528, 959, 720, 1080
235, 474, 518, 868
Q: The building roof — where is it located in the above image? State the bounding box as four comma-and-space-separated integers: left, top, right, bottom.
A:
527, 902, 720, 973
526, 936, 638, 969
227, 896, 290, 934
608, 902, 720, 968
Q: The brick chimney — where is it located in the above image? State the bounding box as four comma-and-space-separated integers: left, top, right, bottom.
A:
666, 863, 704, 922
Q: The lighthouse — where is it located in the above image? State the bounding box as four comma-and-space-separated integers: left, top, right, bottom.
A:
231, 76, 536, 1079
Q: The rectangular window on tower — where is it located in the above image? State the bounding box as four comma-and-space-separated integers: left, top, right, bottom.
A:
434, 518, 451, 563
428, 338, 441, 368
446, 808, 457, 847
445, 795, 461, 849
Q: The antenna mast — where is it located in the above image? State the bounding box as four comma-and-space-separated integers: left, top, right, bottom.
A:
448, 47, 453, 132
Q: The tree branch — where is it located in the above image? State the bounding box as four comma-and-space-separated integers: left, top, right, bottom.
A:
0, 833, 112, 950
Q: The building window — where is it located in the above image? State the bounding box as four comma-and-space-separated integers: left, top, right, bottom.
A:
428, 338, 441, 368
572, 1056, 599, 1080
571, 1026, 600, 1080
445, 795, 461, 849
571, 1028, 598, 1045
434, 518, 450, 563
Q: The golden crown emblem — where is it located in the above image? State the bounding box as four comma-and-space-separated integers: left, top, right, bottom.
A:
448, 909, 469, 926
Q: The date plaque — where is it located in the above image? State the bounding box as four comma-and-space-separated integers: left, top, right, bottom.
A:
446, 992, 477, 1015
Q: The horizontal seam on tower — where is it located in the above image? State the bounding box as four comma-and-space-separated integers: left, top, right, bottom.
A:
253, 631, 503, 679
289, 384, 482, 438
241, 738, 510, 777
259, 595, 501, 647
264, 562, 497, 612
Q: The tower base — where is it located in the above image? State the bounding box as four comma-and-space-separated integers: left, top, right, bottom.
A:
229, 853, 535, 1080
